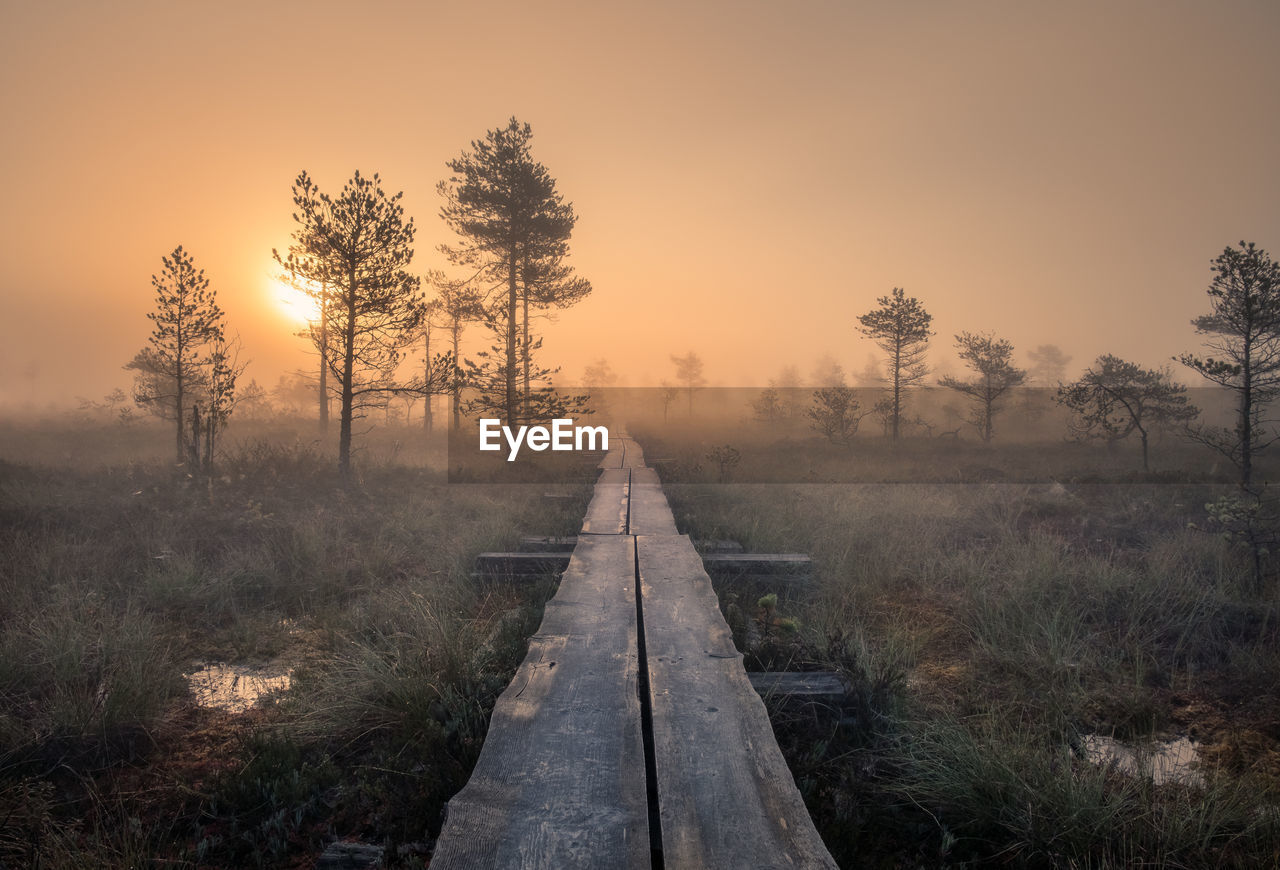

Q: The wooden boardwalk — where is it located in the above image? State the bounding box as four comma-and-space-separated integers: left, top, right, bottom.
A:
432, 437, 837, 869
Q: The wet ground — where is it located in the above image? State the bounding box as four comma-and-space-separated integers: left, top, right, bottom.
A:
1080, 734, 1203, 787
184, 662, 293, 713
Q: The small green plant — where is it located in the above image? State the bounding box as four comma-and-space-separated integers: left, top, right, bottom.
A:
775, 616, 800, 637
739, 591, 805, 670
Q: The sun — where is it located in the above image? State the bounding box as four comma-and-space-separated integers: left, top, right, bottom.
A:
269, 275, 321, 326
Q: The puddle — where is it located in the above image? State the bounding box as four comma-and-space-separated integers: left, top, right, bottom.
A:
185, 663, 293, 713
1080, 734, 1203, 787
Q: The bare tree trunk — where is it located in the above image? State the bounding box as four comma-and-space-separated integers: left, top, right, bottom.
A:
891, 340, 902, 441
205, 408, 214, 471
318, 283, 329, 435
175, 392, 185, 463
190, 404, 201, 468
452, 323, 462, 431
505, 251, 518, 423
1242, 350, 1254, 488
522, 290, 531, 421
338, 270, 357, 479
982, 389, 994, 443
423, 325, 433, 433
175, 360, 185, 464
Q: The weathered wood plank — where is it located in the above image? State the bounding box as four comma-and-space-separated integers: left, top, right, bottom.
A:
520, 536, 747, 555
708, 574, 815, 592
628, 467, 679, 536
694, 539, 745, 554
432, 535, 649, 869
581, 468, 629, 534
701, 553, 813, 575
519, 536, 579, 553
315, 841, 383, 869
636, 534, 838, 869
748, 671, 850, 704
620, 438, 645, 468
475, 552, 571, 577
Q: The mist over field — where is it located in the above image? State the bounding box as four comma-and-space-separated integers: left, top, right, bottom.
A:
3, 2, 1280, 867
3, 1, 1279, 411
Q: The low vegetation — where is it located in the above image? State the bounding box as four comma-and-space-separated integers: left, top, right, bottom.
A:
0, 419, 586, 867
7, 411, 1280, 867
666, 461, 1280, 867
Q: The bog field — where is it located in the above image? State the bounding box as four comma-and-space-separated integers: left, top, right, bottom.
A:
1, 414, 1278, 868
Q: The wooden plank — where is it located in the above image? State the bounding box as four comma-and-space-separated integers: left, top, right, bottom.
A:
581, 468, 629, 534
598, 445, 624, 469
748, 671, 850, 704
620, 438, 645, 468
709, 573, 814, 591
316, 842, 383, 869
628, 467, 679, 536
629, 466, 662, 486
519, 536, 579, 553
432, 535, 649, 869
475, 552, 571, 577
701, 553, 813, 575
694, 539, 745, 554
517, 536, 746, 555
636, 535, 838, 869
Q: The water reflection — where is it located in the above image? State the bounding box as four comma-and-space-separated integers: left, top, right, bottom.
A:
1081, 734, 1203, 787
185, 663, 293, 713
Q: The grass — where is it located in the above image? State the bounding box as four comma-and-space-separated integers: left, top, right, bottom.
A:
631, 409, 1253, 485
7, 413, 1279, 866
0, 417, 587, 867
665, 470, 1280, 868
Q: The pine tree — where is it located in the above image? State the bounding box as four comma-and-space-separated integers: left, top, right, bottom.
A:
939, 331, 1026, 443
428, 275, 486, 429
275, 170, 450, 476
857, 288, 933, 441
439, 118, 591, 424
1180, 241, 1280, 488
127, 246, 224, 464
1057, 355, 1198, 471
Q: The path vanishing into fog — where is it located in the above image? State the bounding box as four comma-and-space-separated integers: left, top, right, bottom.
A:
431, 436, 837, 869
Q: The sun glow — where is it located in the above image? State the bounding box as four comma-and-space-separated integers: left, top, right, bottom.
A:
270, 275, 322, 326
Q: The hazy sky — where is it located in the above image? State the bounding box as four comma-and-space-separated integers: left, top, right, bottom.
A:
2, 0, 1278, 407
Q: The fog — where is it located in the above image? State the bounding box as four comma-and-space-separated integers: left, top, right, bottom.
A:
2, 1, 1279, 411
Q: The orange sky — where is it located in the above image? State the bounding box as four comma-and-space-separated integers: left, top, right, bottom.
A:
2, 0, 1279, 408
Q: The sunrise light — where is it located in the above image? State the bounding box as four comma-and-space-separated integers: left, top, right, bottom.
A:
269, 274, 322, 326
